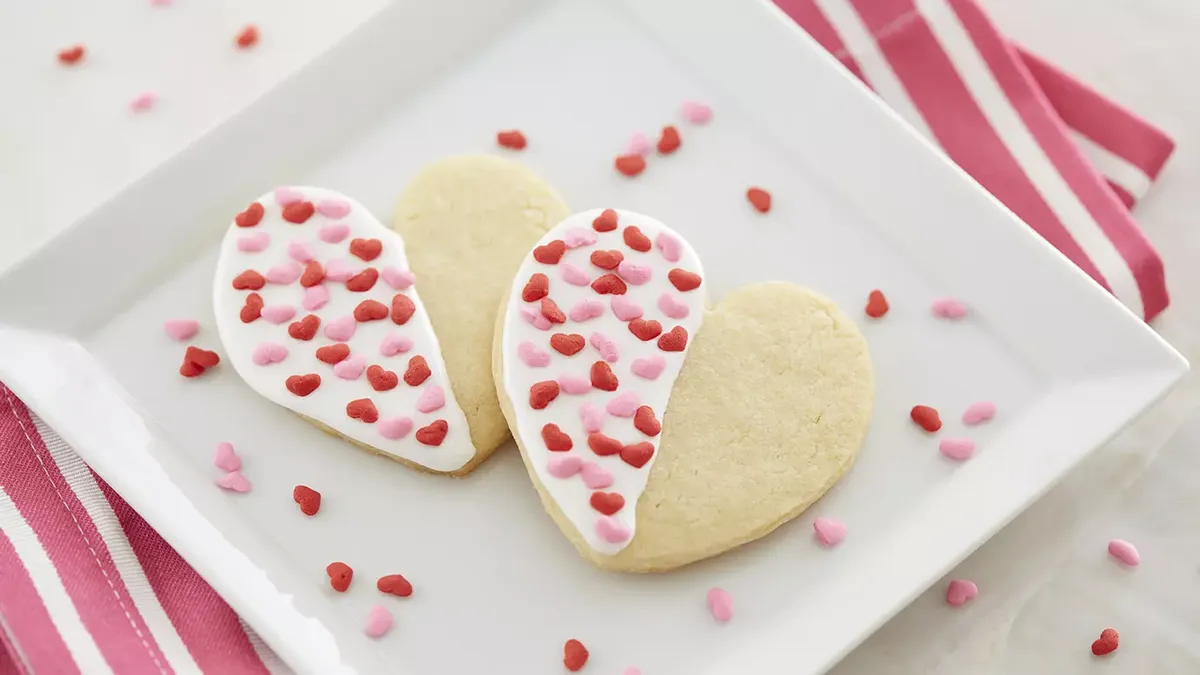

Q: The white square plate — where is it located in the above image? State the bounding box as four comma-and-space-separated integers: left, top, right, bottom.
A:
0, 0, 1185, 673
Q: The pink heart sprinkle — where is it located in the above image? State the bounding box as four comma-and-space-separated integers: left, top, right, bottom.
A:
274, 187, 304, 205
579, 404, 604, 434
381, 266, 416, 290
609, 296, 644, 321
237, 231, 270, 252
569, 299, 605, 322
416, 385, 445, 413
302, 285, 330, 311
163, 319, 199, 341
378, 417, 414, 440
261, 305, 296, 325
563, 227, 598, 249
558, 374, 592, 395
580, 461, 613, 489
363, 606, 393, 639
518, 341, 551, 367
657, 292, 690, 319
216, 471, 251, 493
589, 333, 619, 363
316, 198, 351, 219
706, 587, 733, 622
324, 259, 357, 282
680, 100, 713, 124
150, 0, 172, 6
616, 261, 652, 285
962, 401, 996, 425
287, 241, 314, 262
631, 355, 666, 380
251, 342, 288, 365
213, 442, 241, 472
547, 455, 583, 479
318, 224, 351, 243
813, 517, 846, 547
595, 516, 631, 544
265, 262, 301, 285
931, 298, 968, 319
129, 91, 157, 112
606, 392, 640, 418
379, 333, 413, 356
655, 232, 681, 262
520, 306, 552, 330
1107, 539, 1140, 566
324, 316, 356, 342
333, 356, 366, 380
945, 579, 978, 606
623, 669, 642, 675
625, 132, 651, 156
561, 263, 590, 286
939, 438, 975, 461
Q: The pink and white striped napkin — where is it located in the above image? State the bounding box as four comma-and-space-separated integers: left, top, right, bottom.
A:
776, 0, 1175, 321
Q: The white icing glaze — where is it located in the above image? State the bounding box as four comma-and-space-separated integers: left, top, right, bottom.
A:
214, 187, 474, 472
501, 209, 706, 554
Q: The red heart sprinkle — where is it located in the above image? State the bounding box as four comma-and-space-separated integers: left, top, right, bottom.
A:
658, 326, 688, 352
403, 356, 431, 386
326, 562, 352, 592
587, 433, 622, 456
315, 343, 350, 365
282, 201, 315, 224
366, 365, 398, 391
529, 381, 560, 410
232, 270, 266, 290
747, 187, 772, 213
346, 398, 378, 423
865, 290, 889, 318
345, 268, 378, 292
391, 294, 416, 325
522, 273, 550, 302
550, 333, 585, 356
564, 639, 589, 672
240, 293, 264, 323
620, 442, 655, 468
496, 130, 527, 150
235, 202, 264, 227
179, 361, 206, 378
300, 261, 325, 287
540, 298, 566, 324
589, 491, 625, 515
354, 299, 389, 322
1091, 628, 1119, 656
377, 574, 413, 597
590, 249, 624, 270
910, 405, 942, 432
656, 125, 681, 154
614, 154, 646, 177
185, 346, 220, 368
533, 240, 567, 265
58, 45, 85, 65
235, 25, 259, 49
634, 406, 661, 436
590, 361, 619, 391
541, 423, 573, 452
628, 319, 662, 341
349, 238, 382, 261
593, 209, 619, 232
286, 374, 321, 396
415, 420, 448, 446
288, 314, 320, 341
292, 485, 321, 516
623, 226, 652, 252
591, 273, 627, 295
668, 268, 702, 292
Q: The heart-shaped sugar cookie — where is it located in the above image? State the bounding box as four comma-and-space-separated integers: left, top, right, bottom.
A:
494, 209, 873, 571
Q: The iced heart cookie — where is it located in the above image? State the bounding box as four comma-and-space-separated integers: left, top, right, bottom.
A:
214, 186, 486, 474
493, 209, 873, 571
393, 156, 570, 463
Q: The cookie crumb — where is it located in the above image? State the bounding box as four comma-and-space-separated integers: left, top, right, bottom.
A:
945, 579, 977, 606
746, 187, 771, 213
563, 639, 589, 672
497, 130, 527, 150
293, 485, 321, 516
706, 587, 733, 622
909, 405, 941, 432
864, 290, 889, 318
1091, 628, 1118, 656
58, 45, 85, 65
326, 562, 353, 592
235, 25, 259, 49
1107, 539, 1140, 567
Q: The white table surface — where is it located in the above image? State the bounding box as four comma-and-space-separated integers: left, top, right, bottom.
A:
3, 1, 1199, 673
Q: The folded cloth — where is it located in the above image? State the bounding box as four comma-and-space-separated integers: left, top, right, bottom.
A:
775, 0, 1176, 321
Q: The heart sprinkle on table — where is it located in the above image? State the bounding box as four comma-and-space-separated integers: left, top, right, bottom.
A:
945, 579, 978, 606
180, 346, 220, 378
746, 187, 772, 213
563, 639, 589, 672
363, 606, 393, 639
496, 129, 527, 150
680, 100, 712, 124
930, 298, 968, 319
58, 45, 85, 65
813, 517, 847, 547
706, 587, 734, 622
656, 125, 681, 155
625, 132, 650, 156
615, 154, 646, 177
377, 574, 413, 597
864, 289, 889, 318
1091, 628, 1119, 656
962, 401, 996, 425
623, 668, 642, 675
910, 405, 942, 432
1107, 539, 1141, 567
939, 437, 975, 461
129, 91, 157, 113
292, 485, 321, 516
326, 562, 353, 592
235, 25, 259, 50
215, 471, 251, 493
163, 318, 200, 341
213, 442, 241, 472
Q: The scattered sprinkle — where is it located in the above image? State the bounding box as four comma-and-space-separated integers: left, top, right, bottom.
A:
58, 45, 85, 65
746, 187, 771, 213
215, 471, 251, 493
151, 0, 172, 6
293, 485, 321, 516
1107, 539, 1140, 567
909, 405, 941, 432
680, 100, 713, 124
706, 587, 734, 622
563, 639, 589, 672
945, 579, 978, 606
363, 606, 393, 638
615, 154, 646, 177
961, 401, 996, 425
180, 346, 220, 378
163, 319, 200, 341
864, 289, 889, 318
623, 669, 642, 675
1091, 628, 1119, 656
939, 437, 975, 461
496, 129, 527, 150
813, 517, 846, 547
656, 125, 681, 155
213, 442, 241, 472
326, 562, 353, 592
625, 133, 650, 156
129, 91, 157, 113
377, 574, 413, 597
931, 298, 968, 319
235, 25, 259, 49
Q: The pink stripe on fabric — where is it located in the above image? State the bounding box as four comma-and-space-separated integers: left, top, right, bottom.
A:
0, 389, 170, 675
95, 479, 270, 675
0, 529, 77, 675
947, 0, 1168, 319
1017, 46, 1175, 181
774, 0, 871, 85
1107, 180, 1136, 210
843, 0, 1112, 292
